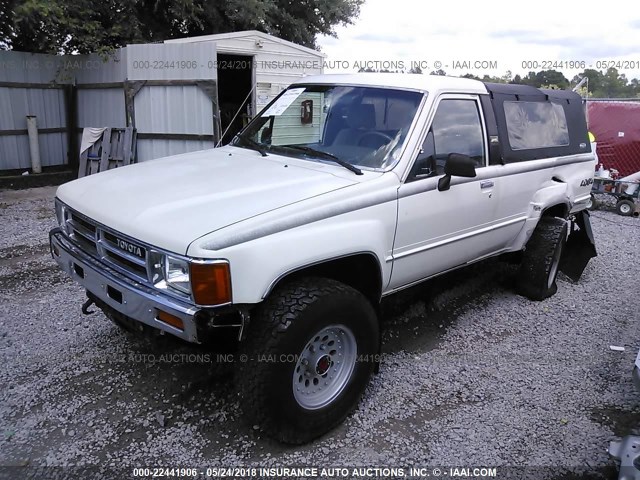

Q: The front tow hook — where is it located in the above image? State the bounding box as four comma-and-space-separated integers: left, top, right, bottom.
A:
81, 297, 95, 315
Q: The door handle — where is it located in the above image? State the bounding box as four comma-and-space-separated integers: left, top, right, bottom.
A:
480, 180, 494, 189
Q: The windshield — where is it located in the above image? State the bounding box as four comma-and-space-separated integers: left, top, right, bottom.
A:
233, 85, 423, 170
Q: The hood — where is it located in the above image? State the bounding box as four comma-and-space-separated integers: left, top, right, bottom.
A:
56, 147, 358, 254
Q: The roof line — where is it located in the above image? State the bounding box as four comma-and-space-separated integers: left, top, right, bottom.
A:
165, 30, 325, 58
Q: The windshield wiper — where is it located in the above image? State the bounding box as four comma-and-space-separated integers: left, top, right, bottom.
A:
283, 145, 363, 175
235, 132, 268, 157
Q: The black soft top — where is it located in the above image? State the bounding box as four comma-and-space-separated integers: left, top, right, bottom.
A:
482, 83, 589, 162
483, 83, 583, 102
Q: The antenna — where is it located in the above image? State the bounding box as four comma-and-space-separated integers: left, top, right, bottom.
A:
217, 84, 257, 147
573, 76, 588, 93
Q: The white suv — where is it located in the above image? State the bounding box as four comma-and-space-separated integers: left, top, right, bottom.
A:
50, 74, 597, 443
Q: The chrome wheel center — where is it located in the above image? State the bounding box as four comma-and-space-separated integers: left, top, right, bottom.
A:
316, 354, 333, 375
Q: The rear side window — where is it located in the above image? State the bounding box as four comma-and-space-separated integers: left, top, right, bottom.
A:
504, 101, 569, 150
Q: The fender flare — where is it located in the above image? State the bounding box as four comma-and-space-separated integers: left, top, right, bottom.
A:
530, 180, 571, 220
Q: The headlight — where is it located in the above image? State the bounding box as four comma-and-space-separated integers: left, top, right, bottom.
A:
151, 252, 232, 306
55, 200, 68, 232
165, 256, 190, 294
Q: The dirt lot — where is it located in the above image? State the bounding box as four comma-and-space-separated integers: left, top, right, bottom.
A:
0, 186, 639, 480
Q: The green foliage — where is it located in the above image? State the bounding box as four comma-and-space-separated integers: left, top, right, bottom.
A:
572, 67, 639, 98
0, 1, 14, 49
457, 68, 639, 98
1, 0, 363, 53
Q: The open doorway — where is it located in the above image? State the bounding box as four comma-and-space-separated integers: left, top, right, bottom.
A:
217, 53, 254, 144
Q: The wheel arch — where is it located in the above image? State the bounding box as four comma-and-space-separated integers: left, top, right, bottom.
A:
263, 252, 384, 308
541, 202, 569, 219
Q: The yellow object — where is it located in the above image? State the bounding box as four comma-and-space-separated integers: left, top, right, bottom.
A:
156, 309, 184, 331
588, 131, 595, 142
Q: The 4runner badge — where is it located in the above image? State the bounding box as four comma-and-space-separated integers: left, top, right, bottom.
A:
580, 178, 594, 187
116, 238, 144, 258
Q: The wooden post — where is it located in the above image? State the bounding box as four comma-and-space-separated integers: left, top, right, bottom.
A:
123, 80, 145, 128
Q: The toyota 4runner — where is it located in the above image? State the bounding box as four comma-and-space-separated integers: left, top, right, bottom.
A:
50, 74, 597, 444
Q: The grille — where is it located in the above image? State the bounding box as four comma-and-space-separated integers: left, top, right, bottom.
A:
64, 210, 149, 282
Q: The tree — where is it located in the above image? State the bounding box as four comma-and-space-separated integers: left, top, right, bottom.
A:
518, 71, 538, 86
1, 0, 364, 53
600, 67, 629, 97
630, 78, 640, 98
571, 68, 640, 98
0, 0, 14, 49
430, 69, 446, 76
571, 69, 602, 96
535, 70, 569, 89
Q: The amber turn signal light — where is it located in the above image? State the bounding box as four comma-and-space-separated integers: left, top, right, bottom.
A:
190, 262, 232, 305
156, 309, 184, 331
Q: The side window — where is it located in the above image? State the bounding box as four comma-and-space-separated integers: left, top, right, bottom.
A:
409, 98, 485, 182
503, 101, 569, 150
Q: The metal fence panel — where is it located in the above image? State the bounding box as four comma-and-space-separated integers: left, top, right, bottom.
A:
0, 136, 28, 169
0, 51, 65, 83
0, 50, 70, 170
126, 43, 216, 81
73, 50, 127, 84
77, 89, 126, 128
0, 133, 69, 170
134, 84, 217, 161
136, 140, 213, 162
128, 42, 217, 161
135, 85, 213, 135
0, 84, 68, 170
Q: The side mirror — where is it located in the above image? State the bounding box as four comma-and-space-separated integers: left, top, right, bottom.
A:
438, 153, 477, 191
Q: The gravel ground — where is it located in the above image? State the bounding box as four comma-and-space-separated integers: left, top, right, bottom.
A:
0, 186, 639, 480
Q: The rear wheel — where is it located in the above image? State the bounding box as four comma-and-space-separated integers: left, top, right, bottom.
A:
517, 217, 568, 301
616, 199, 635, 216
236, 277, 378, 444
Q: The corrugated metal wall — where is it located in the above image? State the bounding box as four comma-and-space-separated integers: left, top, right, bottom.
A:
135, 85, 214, 161
77, 89, 126, 128
0, 51, 69, 170
74, 50, 128, 158
1, 33, 320, 171
0, 44, 217, 170
126, 43, 217, 161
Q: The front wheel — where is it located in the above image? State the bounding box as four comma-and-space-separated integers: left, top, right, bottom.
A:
236, 277, 379, 444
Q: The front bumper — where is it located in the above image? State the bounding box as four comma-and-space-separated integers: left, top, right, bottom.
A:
49, 228, 200, 343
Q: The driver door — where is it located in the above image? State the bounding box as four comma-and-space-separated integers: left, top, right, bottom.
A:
389, 95, 502, 290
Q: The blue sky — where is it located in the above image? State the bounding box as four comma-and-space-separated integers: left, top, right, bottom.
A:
317, 0, 640, 81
